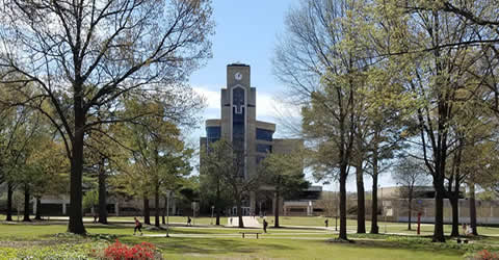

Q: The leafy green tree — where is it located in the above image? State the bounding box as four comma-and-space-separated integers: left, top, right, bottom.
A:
199, 150, 233, 226
82, 190, 99, 214
114, 98, 194, 228
30, 138, 69, 220
84, 122, 127, 225
369, 0, 493, 242
393, 157, 429, 231
1, 104, 48, 221
1, 0, 213, 234
202, 139, 266, 228
260, 153, 309, 228
275, 0, 370, 240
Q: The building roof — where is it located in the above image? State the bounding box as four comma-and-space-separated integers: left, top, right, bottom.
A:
227, 63, 250, 67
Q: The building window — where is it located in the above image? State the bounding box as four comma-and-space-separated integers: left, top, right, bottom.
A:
256, 128, 273, 142
206, 126, 221, 143
232, 88, 245, 176
233, 87, 245, 114
256, 144, 272, 153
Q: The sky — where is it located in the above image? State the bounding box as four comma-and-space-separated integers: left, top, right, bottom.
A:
189, 0, 297, 123
188, 0, 396, 191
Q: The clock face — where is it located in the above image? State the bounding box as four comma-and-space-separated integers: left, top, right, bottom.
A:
235, 72, 242, 81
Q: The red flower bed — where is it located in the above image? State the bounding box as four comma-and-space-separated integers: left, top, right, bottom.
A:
477, 249, 499, 260
104, 239, 156, 260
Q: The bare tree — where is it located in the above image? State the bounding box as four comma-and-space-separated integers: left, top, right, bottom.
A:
393, 157, 429, 231
0, 0, 213, 234
274, 0, 367, 241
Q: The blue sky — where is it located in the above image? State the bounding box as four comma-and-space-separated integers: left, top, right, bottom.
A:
189, 0, 299, 128
190, 0, 297, 92
188, 0, 396, 191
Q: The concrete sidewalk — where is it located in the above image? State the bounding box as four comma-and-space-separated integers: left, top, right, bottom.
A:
227, 216, 261, 228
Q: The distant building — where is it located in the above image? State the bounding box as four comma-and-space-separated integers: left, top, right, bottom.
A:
200, 63, 303, 215
378, 186, 437, 200
283, 186, 323, 216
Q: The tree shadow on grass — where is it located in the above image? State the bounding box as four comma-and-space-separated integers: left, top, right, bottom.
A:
325, 236, 465, 258
120, 236, 294, 256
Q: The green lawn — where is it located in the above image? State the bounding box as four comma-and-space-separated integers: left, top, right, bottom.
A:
277, 216, 499, 236
3, 214, 499, 236
1, 219, 498, 259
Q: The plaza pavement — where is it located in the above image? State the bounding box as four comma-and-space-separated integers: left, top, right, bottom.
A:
227, 216, 261, 228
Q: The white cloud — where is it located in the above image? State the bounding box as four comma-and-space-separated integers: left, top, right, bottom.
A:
192, 86, 304, 139
193, 86, 220, 112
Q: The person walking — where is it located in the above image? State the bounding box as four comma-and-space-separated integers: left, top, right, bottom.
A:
263, 219, 268, 233
325, 219, 329, 228
187, 216, 192, 226
133, 217, 143, 236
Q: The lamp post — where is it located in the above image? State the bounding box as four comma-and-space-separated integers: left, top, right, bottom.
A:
210, 205, 215, 225
166, 190, 172, 238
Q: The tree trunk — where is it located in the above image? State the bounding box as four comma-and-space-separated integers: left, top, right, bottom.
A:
23, 183, 30, 222
408, 189, 413, 231
449, 195, 459, 237
216, 207, 221, 226
143, 197, 150, 225
154, 185, 160, 227
339, 164, 348, 240
35, 197, 42, 220
68, 117, 86, 234
237, 197, 244, 228
215, 179, 221, 226
469, 181, 478, 235
98, 157, 107, 224
6, 182, 13, 221
370, 153, 379, 234
450, 140, 462, 237
162, 196, 167, 225
433, 178, 446, 242
274, 188, 280, 228
356, 164, 365, 234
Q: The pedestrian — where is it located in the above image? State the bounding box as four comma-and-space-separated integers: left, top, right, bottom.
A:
230, 217, 233, 225
187, 216, 192, 226
133, 217, 143, 236
325, 219, 329, 228
263, 219, 268, 233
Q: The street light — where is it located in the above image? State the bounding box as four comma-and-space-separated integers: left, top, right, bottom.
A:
210, 205, 215, 225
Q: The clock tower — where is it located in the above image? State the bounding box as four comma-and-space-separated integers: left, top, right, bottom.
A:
201, 63, 303, 217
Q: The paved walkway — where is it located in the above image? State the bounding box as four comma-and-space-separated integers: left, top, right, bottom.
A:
227, 216, 261, 228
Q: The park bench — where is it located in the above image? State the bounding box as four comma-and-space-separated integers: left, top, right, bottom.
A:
239, 232, 262, 239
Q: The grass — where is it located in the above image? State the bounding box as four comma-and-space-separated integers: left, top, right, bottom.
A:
4, 214, 499, 235
0, 214, 217, 225
1, 215, 499, 259
277, 216, 499, 235
1, 218, 498, 259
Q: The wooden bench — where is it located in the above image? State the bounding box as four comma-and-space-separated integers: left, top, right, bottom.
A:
240, 232, 262, 239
